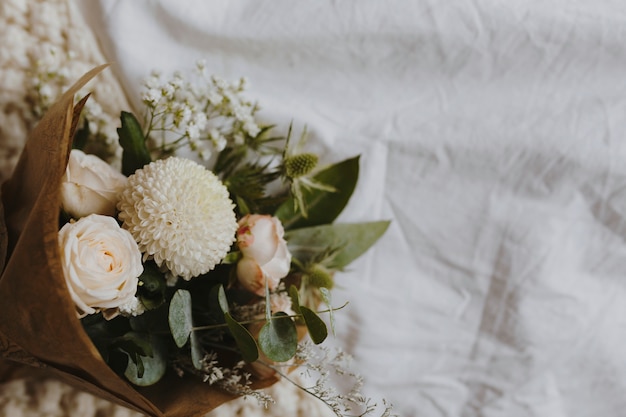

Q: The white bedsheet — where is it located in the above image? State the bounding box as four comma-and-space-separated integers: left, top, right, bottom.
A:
80, 2, 626, 416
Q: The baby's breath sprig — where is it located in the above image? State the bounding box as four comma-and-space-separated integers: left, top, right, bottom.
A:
263, 342, 397, 417
172, 353, 275, 408
140, 60, 261, 161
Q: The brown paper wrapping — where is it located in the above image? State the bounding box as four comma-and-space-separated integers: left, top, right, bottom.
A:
0, 66, 275, 417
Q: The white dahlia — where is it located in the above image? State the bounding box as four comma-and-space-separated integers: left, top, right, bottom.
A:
117, 157, 237, 280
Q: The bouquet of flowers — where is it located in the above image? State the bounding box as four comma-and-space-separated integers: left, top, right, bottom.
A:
0, 64, 390, 417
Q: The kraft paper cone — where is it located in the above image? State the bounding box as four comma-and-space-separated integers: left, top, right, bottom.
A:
0, 66, 275, 417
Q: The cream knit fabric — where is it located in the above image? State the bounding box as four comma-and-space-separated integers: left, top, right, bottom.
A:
0, 1, 332, 416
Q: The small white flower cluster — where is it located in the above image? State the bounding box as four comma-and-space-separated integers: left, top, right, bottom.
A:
173, 353, 274, 408
141, 60, 261, 161
117, 297, 147, 318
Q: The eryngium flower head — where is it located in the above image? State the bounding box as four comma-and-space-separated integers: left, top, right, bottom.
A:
118, 157, 237, 280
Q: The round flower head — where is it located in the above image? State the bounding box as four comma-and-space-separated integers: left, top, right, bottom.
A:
117, 157, 237, 280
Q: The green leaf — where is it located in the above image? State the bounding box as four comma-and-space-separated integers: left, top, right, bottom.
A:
217, 284, 229, 314
275, 156, 360, 229
221, 251, 242, 265
224, 312, 259, 362
168, 290, 193, 348
319, 288, 336, 336
117, 111, 152, 176
259, 312, 298, 362
285, 221, 390, 269
114, 331, 154, 359
288, 285, 301, 315
190, 331, 204, 370
137, 262, 166, 310
72, 118, 90, 150
300, 306, 328, 344
124, 335, 167, 386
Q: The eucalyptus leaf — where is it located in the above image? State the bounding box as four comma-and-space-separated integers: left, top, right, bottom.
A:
224, 312, 259, 362
258, 312, 298, 362
275, 156, 360, 229
285, 221, 390, 269
217, 284, 229, 314
288, 285, 301, 315
114, 331, 154, 359
190, 331, 204, 370
118, 111, 152, 176
124, 335, 167, 386
168, 290, 193, 348
300, 306, 328, 344
137, 262, 166, 310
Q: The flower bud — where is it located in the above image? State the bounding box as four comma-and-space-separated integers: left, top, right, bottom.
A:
236, 214, 291, 295
284, 153, 318, 178
305, 264, 334, 289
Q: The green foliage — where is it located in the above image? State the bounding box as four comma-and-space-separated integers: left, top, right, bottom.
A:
214, 125, 282, 175
168, 289, 193, 348
223, 162, 283, 215
259, 312, 298, 362
224, 312, 259, 363
286, 221, 390, 269
275, 156, 360, 229
117, 111, 152, 176
288, 285, 301, 314
305, 264, 334, 289
213, 283, 260, 363
189, 331, 204, 370
137, 262, 167, 310
72, 118, 90, 150
216, 284, 230, 314
122, 333, 167, 386
300, 306, 328, 345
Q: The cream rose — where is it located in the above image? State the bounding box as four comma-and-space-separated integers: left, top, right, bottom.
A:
58, 214, 143, 318
236, 214, 291, 296
61, 149, 127, 218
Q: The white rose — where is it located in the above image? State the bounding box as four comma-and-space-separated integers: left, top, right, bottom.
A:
236, 214, 291, 296
58, 214, 143, 318
61, 149, 127, 218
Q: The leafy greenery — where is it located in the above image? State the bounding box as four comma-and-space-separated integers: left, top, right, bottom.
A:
118, 111, 152, 176
286, 221, 390, 270
300, 307, 328, 345
137, 262, 167, 310
123, 333, 167, 386
168, 290, 194, 348
224, 312, 259, 363
259, 312, 298, 362
275, 156, 360, 229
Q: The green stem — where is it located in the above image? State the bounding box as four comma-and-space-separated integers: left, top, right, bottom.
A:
191, 303, 348, 332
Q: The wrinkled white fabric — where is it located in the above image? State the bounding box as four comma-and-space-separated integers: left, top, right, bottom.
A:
80, 2, 626, 416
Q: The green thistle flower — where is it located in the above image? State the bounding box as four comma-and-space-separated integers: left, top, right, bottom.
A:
282, 125, 336, 218
305, 264, 334, 289
284, 152, 318, 178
